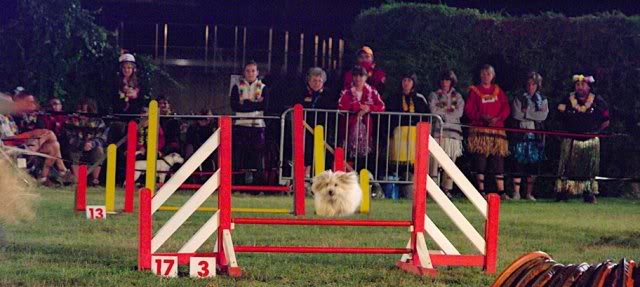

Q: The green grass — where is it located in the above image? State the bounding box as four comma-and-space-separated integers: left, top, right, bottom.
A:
2, 187, 640, 286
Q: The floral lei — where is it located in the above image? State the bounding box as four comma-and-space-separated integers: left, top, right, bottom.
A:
569, 93, 595, 113
238, 79, 264, 101
401, 94, 415, 113
435, 89, 458, 110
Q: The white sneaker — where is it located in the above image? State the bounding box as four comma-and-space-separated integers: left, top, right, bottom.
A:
526, 194, 536, 201
512, 192, 521, 200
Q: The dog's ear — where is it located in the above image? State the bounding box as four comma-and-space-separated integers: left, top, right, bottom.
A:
335, 171, 357, 186
311, 170, 333, 191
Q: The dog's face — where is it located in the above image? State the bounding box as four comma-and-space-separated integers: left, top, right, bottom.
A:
164, 153, 184, 166
311, 170, 358, 201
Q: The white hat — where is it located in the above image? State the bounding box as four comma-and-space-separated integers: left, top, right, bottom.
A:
119, 53, 136, 63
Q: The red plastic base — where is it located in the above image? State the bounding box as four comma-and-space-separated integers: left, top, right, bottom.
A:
218, 265, 243, 277
396, 260, 438, 277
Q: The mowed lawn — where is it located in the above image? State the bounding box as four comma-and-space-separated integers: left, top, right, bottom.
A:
2, 186, 640, 286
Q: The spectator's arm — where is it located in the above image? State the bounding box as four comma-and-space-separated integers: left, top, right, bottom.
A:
428, 92, 447, 117
414, 94, 429, 114
464, 89, 481, 122
525, 99, 549, 122
369, 89, 385, 112
338, 90, 358, 112
511, 98, 526, 121
497, 90, 511, 122
450, 94, 465, 119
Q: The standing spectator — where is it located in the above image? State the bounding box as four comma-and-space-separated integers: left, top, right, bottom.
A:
387, 73, 428, 169
230, 60, 270, 183
510, 72, 548, 200
428, 70, 465, 198
338, 66, 385, 164
556, 74, 609, 203
300, 67, 335, 177
342, 46, 386, 93
464, 65, 511, 198
64, 98, 107, 186
114, 53, 144, 114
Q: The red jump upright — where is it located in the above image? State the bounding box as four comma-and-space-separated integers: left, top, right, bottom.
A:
124, 121, 137, 213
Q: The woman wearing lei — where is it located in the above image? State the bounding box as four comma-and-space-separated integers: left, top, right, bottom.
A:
428, 70, 464, 198
464, 64, 511, 199
556, 74, 609, 203
230, 60, 270, 184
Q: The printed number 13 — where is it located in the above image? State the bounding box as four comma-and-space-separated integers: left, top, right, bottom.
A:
90, 208, 104, 219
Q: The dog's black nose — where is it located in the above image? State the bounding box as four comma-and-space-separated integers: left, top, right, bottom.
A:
328, 190, 334, 196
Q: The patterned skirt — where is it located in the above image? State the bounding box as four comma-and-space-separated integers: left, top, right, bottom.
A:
556, 137, 600, 195
511, 133, 545, 164
467, 127, 509, 157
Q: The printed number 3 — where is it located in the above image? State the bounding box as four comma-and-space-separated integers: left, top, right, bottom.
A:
197, 260, 209, 277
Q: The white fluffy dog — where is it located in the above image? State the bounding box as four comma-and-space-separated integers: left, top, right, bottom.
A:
134, 152, 184, 184
311, 170, 362, 217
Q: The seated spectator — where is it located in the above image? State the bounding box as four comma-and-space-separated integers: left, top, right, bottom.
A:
64, 98, 107, 186
41, 98, 66, 135
157, 96, 181, 154
0, 90, 72, 185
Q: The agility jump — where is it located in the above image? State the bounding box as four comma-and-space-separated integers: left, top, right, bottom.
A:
137, 119, 501, 277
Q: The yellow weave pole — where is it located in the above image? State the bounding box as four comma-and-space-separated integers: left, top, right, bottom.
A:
313, 125, 325, 176
145, 100, 159, 196
105, 144, 117, 213
157, 206, 291, 214
359, 169, 370, 214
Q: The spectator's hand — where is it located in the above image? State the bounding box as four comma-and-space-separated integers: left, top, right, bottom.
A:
83, 141, 94, 151
256, 97, 264, 103
489, 117, 499, 126
125, 88, 138, 99
360, 104, 370, 113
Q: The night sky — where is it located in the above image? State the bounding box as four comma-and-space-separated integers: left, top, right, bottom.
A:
2, 0, 640, 34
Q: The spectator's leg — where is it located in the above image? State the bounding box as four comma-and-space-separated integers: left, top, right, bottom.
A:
89, 147, 104, 184
473, 153, 487, 194
525, 176, 536, 200
512, 177, 522, 200
493, 155, 509, 199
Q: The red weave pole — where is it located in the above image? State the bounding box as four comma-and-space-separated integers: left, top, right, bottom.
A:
292, 104, 305, 216
233, 218, 412, 227
152, 252, 218, 265
137, 188, 152, 270
333, 147, 345, 172
235, 245, 411, 254
75, 165, 87, 212
217, 117, 232, 270
124, 121, 137, 213
484, 193, 501, 274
